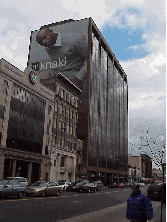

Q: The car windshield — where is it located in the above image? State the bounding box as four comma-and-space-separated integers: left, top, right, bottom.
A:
0, 180, 8, 185
31, 181, 47, 186
5, 178, 15, 180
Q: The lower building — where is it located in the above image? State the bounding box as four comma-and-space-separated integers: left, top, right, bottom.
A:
0, 59, 55, 184
128, 153, 152, 180
40, 73, 81, 182
0, 59, 82, 184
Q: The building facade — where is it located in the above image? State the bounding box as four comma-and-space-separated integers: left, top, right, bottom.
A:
40, 74, 81, 182
0, 59, 55, 184
86, 18, 128, 184
27, 17, 128, 184
128, 154, 152, 180
0, 59, 81, 184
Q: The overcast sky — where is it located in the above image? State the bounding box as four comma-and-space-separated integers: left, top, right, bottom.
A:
0, 0, 166, 168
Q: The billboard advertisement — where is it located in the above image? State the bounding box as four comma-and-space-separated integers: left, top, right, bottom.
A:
28, 19, 89, 91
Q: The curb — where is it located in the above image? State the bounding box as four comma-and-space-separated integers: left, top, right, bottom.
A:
57, 201, 164, 222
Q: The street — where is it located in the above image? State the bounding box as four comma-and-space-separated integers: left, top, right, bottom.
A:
0, 186, 164, 222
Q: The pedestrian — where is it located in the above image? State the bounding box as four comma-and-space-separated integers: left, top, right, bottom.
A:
126, 185, 154, 222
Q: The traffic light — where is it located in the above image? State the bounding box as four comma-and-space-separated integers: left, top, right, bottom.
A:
154, 173, 157, 176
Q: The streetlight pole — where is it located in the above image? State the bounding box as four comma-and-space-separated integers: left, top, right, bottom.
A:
160, 162, 166, 222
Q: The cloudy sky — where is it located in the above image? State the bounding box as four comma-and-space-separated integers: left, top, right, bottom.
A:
0, 0, 166, 167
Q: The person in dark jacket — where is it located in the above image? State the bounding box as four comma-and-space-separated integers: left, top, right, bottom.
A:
126, 185, 153, 222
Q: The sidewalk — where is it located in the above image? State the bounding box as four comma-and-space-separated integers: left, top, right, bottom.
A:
57, 201, 166, 222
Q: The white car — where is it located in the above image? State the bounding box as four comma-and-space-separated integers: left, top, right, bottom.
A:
58, 182, 71, 190
5, 177, 28, 186
138, 183, 145, 187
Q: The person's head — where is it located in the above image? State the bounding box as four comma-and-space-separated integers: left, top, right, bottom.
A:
132, 185, 140, 195
36, 27, 57, 47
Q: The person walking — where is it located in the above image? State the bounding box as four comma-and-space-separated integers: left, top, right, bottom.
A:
126, 185, 154, 222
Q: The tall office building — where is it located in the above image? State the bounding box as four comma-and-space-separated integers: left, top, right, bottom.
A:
28, 17, 128, 184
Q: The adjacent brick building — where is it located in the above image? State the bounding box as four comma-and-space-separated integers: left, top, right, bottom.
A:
128, 153, 152, 180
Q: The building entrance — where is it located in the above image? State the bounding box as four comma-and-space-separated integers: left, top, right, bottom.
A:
3, 158, 13, 178
31, 162, 40, 183
16, 160, 29, 178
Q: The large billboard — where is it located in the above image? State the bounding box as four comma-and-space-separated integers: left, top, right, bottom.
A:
28, 19, 89, 91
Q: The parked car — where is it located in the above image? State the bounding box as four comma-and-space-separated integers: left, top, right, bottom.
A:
124, 182, 130, 187
93, 181, 103, 191
147, 183, 166, 202
58, 182, 71, 191
26, 181, 63, 197
66, 180, 89, 192
118, 183, 125, 188
108, 183, 118, 188
78, 182, 98, 193
0, 180, 27, 198
138, 183, 145, 187
4, 177, 28, 186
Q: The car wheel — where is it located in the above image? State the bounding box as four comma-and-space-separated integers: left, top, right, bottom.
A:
41, 191, 46, 197
55, 190, 60, 196
17, 192, 23, 199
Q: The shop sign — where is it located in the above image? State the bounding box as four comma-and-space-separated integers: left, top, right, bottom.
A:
51, 145, 57, 160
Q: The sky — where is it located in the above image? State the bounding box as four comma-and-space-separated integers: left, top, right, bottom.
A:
0, 0, 166, 168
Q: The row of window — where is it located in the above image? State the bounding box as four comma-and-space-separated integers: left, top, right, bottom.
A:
56, 85, 78, 107
55, 101, 78, 121
12, 84, 45, 111
53, 136, 76, 150
53, 118, 76, 136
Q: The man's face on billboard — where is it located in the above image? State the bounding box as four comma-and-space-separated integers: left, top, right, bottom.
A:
36, 28, 56, 47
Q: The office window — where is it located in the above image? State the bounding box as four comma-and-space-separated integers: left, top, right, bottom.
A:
45, 145, 49, 155
46, 124, 49, 135
2, 80, 8, 94
48, 105, 51, 115
0, 105, 5, 119
60, 157, 65, 167
67, 124, 69, 134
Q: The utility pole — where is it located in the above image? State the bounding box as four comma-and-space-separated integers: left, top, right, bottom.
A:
160, 162, 166, 222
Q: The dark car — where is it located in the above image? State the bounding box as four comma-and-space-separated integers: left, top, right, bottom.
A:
78, 182, 98, 193
108, 183, 118, 188
0, 180, 27, 199
147, 183, 166, 202
93, 181, 103, 191
66, 180, 89, 192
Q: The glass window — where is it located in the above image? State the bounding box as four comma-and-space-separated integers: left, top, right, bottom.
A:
46, 124, 49, 135
55, 101, 58, 112
45, 145, 49, 155
0, 105, 5, 119
60, 157, 65, 167
48, 105, 51, 115
2, 80, 8, 94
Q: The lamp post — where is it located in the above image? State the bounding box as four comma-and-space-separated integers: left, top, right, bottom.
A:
160, 162, 166, 222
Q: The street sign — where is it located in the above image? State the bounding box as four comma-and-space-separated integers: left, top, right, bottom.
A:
51, 145, 57, 160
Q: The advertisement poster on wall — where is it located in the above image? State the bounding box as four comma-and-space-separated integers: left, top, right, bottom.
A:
28, 19, 89, 92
